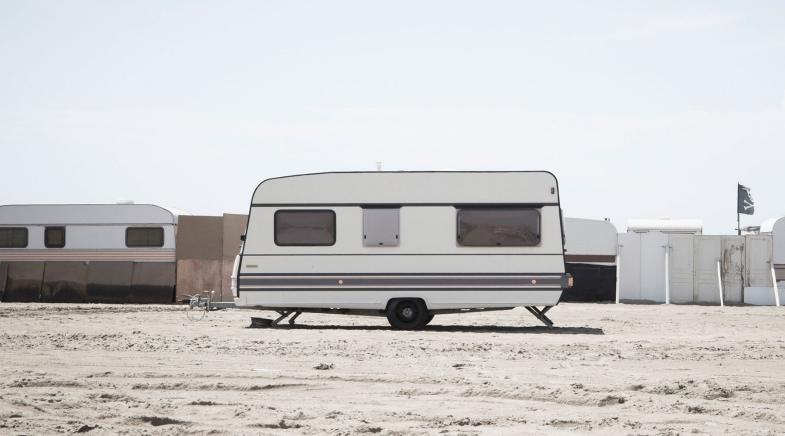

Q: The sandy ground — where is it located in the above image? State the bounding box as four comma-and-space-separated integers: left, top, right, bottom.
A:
1, 303, 784, 435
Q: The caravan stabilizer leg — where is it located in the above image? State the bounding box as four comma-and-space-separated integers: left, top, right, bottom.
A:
272, 311, 292, 326
288, 311, 302, 325
525, 306, 554, 327
271, 310, 303, 326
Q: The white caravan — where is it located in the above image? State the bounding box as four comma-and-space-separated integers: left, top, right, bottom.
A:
235, 171, 572, 329
0, 204, 181, 303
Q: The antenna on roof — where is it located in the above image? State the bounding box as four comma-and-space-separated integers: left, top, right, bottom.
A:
376, 161, 383, 172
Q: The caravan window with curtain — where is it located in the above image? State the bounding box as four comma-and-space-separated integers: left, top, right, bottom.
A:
274, 210, 336, 246
0, 228, 28, 248
126, 227, 165, 247
457, 208, 541, 247
45, 226, 66, 248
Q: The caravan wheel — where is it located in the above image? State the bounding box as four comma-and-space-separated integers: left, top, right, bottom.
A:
386, 299, 428, 330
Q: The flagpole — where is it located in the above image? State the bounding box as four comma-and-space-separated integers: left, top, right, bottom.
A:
737, 183, 741, 236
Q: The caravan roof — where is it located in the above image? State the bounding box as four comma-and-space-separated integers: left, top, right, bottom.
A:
564, 218, 617, 258
0, 204, 182, 225
627, 218, 703, 235
252, 171, 560, 205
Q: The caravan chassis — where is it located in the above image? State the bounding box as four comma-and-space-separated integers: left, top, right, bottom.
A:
245, 305, 557, 328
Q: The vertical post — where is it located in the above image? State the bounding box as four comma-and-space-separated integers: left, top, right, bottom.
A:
664, 244, 670, 304
615, 247, 621, 304
737, 182, 741, 236
716, 259, 724, 307
772, 266, 781, 307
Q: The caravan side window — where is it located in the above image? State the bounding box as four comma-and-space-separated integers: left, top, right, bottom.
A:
456, 208, 540, 247
126, 227, 165, 247
0, 227, 28, 248
274, 210, 336, 246
45, 226, 66, 248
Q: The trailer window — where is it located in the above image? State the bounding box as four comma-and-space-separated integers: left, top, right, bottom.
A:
126, 227, 165, 247
45, 226, 66, 248
457, 208, 540, 246
0, 228, 28, 248
274, 210, 336, 246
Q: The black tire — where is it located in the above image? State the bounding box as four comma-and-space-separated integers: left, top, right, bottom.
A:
425, 314, 435, 325
386, 299, 428, 330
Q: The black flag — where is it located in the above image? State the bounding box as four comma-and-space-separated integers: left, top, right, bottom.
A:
737, 184, 754, 215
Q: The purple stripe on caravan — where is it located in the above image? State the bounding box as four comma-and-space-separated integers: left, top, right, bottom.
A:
239, 274, 564, 289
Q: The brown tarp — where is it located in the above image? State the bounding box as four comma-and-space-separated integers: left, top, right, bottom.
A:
86, 261, 134, 303
176, 216, 223, 261
174, 214, 246, 302
130, 262, 176, 303
41, 261, 88, 303
3, 262, 45, 302
0, 262, 8, 301
220, 213, 247, 301
175, 216, 222, 302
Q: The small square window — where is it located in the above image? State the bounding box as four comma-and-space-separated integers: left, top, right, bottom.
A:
0, 227, 28, 248
45, 226, 66, 248
363, 208, 400, 246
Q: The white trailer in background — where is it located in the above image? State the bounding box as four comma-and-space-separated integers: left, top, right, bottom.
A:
235, 171, 573, 329
0, 204, 181, 303
561, 218, 617, 301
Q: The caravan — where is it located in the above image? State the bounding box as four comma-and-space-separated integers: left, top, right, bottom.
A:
0, 204, 180, 303
235, 171, 572, 329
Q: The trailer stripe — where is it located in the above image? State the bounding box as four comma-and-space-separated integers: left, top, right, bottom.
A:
0, 249, 176, 262
239, 274, 564, 289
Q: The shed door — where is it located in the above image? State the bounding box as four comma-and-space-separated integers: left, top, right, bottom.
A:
640, 232, 667, 303
745, 236, 773, 287
693, 236, 721, 304
668, 234, 694, 303
721, 236, 745, 304
617, 233, 641, 301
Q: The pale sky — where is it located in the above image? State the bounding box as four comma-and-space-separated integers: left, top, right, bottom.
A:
1, 1, 784, 234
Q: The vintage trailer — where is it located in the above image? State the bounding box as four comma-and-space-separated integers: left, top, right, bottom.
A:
0, 204, 180, 303
235, 171, 572, 329
562, 218, 617, 302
